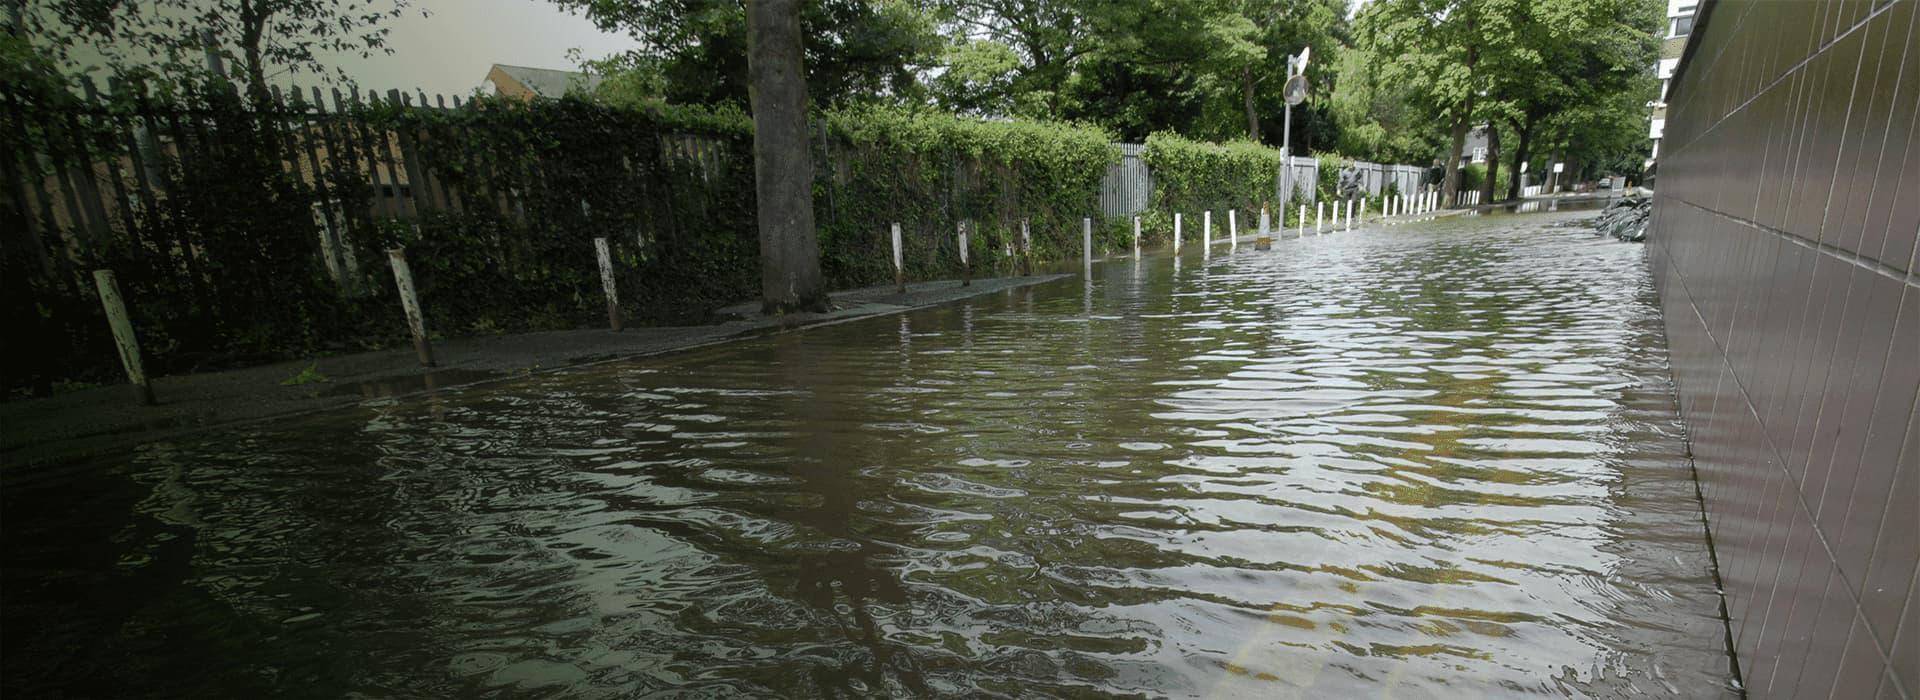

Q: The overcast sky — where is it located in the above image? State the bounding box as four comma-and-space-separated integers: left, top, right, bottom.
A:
308, 0, 639, 98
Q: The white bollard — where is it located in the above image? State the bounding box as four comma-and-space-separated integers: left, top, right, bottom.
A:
594, 237, 621, 331
92, 269, 155, 405
1298, 205, 1306, 238
1360, 199, 1367, 225
1132, 216, 1140, 257
891, 222, 905, 293
1228, 210, 1238, 250
1344, 200, 1352, 230
1021, 217, 1033, 273
958, 220, 971, 286
1083, 217, 1094, 274
1316, 201, 1323, 233
1203, 210, 1212, 253
1259, 206, 1270, 238
387, 248, 435, 367
1174, 212, 1183, 249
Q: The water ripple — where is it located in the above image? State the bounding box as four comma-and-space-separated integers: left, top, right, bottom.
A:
0, 212, 1734, 698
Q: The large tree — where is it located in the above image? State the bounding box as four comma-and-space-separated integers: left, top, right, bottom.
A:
1491, 0, 1659, 198
561, 0, 938, 107
746, 0, 827, 313
10, 0, 415, 101
1356, 0, 1515, 206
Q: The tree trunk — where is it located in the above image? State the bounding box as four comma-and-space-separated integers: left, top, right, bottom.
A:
747, 0, 826, 314
1506, 119, 1532, 200
1441, 116, 1469, 207
1441, 8, 1478, 208
237, 0, 271, 104
1242, 68, 1260, 141
1482, 123, 1499, 204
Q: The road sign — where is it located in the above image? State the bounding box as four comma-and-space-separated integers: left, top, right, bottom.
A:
1552, 162, 1565, 173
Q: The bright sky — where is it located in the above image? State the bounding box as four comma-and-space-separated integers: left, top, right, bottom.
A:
312, 0, 640, 98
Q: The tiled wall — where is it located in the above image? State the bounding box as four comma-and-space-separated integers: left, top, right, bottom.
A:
1648, 0, 1918, 698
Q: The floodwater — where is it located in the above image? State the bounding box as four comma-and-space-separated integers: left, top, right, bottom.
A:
1, 209, 1738, 698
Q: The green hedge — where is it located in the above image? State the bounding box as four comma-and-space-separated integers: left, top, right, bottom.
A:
1140, 133, 1280, 239
816, 106, 1118, 285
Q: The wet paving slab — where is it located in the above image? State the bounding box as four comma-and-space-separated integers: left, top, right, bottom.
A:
0, 209, 1739, 698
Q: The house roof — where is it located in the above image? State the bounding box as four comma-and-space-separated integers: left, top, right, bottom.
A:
488, 64, 602, 98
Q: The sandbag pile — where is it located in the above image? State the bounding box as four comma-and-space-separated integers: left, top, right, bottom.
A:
1594, 195, 1651, 242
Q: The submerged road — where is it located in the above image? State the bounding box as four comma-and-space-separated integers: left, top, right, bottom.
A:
1, 207, 1738, 698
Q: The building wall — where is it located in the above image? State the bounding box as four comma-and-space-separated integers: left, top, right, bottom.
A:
1648, 1, 1918, 698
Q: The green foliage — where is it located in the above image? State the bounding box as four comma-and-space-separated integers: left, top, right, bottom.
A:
558, 0, 941, 107
17, 0, 415, 99
815, 106, 1119, 283
1458, 163, 1509, 198
1140, 132, 1280, 229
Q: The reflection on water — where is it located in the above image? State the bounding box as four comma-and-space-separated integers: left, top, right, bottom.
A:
0, 210, 1734, 698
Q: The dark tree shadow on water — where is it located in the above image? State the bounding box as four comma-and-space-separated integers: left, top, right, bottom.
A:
770, 335, 935, 698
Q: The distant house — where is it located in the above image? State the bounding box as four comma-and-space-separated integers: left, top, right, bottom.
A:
481, 64, 602, 100
1463, 125, 1490, 165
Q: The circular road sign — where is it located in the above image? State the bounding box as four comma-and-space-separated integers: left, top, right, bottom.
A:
1283, 74, 1308, 106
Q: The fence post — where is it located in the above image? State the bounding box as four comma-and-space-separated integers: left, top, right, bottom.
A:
91, 270, 155, 405
594, 237, 621, 331
891, 223, 905, 293
958, 220, 971, 287
387, 248, 435, 367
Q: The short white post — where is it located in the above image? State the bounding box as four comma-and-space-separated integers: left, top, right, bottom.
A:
1131, 216, 1140, 257
1173, 212, 1183, 249
891, 222, 905, 293
387, 247, 435, 367
1021, 218, 1033, 274
958, 220, 971, 287
1297, 205, 1306, 238
1202, 210, 1212, 253
1082, 217, 1093, 274
1359, 199, 1367, 224
92, 269, 155, 405
1315, 201, 1323, 233
1228, 210, 1238, 250
594, 237, 621, 331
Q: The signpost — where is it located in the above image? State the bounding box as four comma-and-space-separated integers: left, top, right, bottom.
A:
1280, 48, 1309, 213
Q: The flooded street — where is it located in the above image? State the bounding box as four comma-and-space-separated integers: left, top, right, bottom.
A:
1, 209, 1737, 698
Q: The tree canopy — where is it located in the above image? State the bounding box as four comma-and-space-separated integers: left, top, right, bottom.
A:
1, 0, 1663, 189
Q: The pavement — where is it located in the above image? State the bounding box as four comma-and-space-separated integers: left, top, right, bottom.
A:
0, 274, 1067, 467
